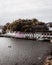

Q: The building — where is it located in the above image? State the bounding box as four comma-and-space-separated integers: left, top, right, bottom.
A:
46, 22, 52, 31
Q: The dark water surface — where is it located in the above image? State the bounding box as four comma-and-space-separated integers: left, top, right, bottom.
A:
0, 37, 52, 65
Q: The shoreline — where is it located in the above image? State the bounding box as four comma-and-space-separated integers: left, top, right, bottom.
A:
0, 34, 36, 40
0, 34, 50, 42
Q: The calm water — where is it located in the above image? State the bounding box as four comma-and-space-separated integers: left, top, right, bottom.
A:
0, 37, 52, 65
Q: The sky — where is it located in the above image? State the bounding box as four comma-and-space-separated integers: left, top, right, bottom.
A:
0, 0, 52, 25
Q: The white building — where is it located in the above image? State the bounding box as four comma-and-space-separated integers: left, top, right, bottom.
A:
48, 27, 52, 31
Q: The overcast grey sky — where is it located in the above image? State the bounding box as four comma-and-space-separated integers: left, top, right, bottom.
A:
0, 0, 52, 25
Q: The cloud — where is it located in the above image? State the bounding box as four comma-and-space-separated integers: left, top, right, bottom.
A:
0, 0, 52, 25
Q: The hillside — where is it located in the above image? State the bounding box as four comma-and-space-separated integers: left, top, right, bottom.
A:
2, 18, 49, 33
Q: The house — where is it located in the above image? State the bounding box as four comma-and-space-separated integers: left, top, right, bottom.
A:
48, 27, 52, 31
47, 22, 52, 27
46, 22, 52, 31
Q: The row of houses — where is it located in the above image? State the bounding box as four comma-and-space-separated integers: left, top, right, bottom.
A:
5, 30, 52, 40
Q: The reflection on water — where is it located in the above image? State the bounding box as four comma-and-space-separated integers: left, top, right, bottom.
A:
0, 37, 52, 65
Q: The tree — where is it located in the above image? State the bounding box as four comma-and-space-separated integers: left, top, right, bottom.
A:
2, 18, 48, 33
2, 25, 7, 33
